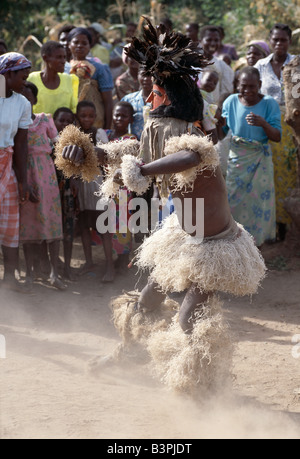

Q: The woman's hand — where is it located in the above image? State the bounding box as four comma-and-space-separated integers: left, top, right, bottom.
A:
245, 112, 266, 127
28, 185, 40, 203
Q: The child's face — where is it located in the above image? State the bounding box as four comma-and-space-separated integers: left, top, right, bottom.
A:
44, 47, 66, 74
113, 105, 133, 133
54, 111, 74, 133
200, 72, 219, 93
77, 106, 96, 130
69, 34, 90, 60
238, 73, 261, 104
21, 85, 36, 106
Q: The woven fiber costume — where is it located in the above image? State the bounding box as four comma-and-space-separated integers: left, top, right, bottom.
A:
108, 18, 266, 394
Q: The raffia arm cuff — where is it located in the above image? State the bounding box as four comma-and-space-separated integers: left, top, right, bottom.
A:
121, 155, 152, 195
54, 124, 99, 182
164, 133, 220, 191
99, 138, 140, 166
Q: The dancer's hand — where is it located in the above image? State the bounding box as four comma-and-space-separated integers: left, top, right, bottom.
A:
62, 145, 84, 164
113, 168, 123, 185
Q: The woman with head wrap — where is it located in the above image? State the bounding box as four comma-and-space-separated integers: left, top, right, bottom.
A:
246, 40, 270, 66
0, 52, 35, 292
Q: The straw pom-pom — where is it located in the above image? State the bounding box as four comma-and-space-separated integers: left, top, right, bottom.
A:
164, 134, 220, 191
100, 138, 140, 166
54, 124, 99, 182
121, 155, 152, 195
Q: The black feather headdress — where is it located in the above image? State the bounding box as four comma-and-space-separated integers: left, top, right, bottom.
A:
125, 16, 210, 122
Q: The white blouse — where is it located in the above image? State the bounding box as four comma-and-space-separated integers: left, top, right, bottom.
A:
0, 92, 32, 148
255, 53, 295, 106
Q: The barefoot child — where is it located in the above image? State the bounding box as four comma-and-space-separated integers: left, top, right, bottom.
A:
19, 81, 66, 290
75, 100, 115, 282
100, 101, 137, 271
53, 107, 78, 280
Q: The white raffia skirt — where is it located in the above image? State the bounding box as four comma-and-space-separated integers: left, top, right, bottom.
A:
135, 213, 266, 296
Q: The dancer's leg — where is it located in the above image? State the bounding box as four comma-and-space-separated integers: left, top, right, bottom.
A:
179, 284, 211, 333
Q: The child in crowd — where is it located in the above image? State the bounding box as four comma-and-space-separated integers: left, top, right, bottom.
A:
199, 69, 219, 104
75, 100, 115, 282
19, 81, 66, 290
94, 101, 137, 271
53, 107, 78, 280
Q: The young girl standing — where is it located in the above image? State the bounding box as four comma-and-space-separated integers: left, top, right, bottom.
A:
19, 81, 66, 290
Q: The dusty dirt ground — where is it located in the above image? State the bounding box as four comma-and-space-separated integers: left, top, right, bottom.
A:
0, 238, 300, 439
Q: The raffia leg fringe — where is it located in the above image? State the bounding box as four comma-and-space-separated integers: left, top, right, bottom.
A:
110, 290, 179, 348
147, 295, 233, 396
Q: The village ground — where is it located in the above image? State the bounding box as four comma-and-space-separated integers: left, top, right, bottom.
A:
0, 237, 300, 439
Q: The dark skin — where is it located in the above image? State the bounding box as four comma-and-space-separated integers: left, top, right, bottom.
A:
53, 110, 78, 280
76, 105, 115, 282
21, 85, 66, 290
69, 33, 113, 129
246, 46, 265, 67
40, 46, 66, 90
217, 73, 281, 143
2, 67, 31, 287
201, 31, 221, 60
61, 141, 232, 332
185, 24, 199, 45
200, 71, 219, 93
138, 71, 153, 101
269, 29, 291, 79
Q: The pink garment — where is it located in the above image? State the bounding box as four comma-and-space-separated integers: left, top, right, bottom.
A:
0, 147, 19, 247
19, 113, 63, 242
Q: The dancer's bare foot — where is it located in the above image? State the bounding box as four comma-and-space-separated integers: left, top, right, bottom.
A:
136, 280, 166, 312
102, 264, 115, 283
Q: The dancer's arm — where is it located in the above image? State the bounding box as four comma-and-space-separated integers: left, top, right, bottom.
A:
141, 149, 201, 176
62, 145, 107, 165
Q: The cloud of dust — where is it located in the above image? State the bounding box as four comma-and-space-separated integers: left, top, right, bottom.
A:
151, 388, 300, 440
